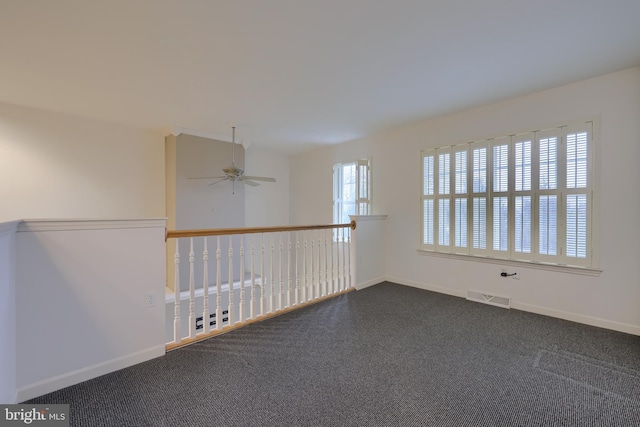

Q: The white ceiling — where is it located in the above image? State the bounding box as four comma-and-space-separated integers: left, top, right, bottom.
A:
1, 1, 640, 154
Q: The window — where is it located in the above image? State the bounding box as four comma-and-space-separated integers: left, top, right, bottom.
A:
333, 158, 371, 224
421, 120, 596, 268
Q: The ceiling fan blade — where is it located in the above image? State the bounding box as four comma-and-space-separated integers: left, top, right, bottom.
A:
240, 180, 260, 187
208, 177, 230, 186
188, 176, 225, 180
240, 175, 276, 182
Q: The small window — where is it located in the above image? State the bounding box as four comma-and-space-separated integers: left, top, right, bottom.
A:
333, 158, 371, 224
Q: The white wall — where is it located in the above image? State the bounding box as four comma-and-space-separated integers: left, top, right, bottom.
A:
0, 103, 165, 222
0, 222, 18, 404
290, 67, 640, 334
245, 146, 290, 226
14, 219, 166, 403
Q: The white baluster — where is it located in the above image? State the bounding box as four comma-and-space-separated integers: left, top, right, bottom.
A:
341, 227, 346, 291
173, 242, 181, 344
315, 231, 320, 299
270, 236, 275, 313
202, 237, 210, 334
324, 230, 329, 296
287, 234, 292, 308
295, 234, 300, 306
303, 237, 308, 302
239, 237, 245, 323
216, 236, 222, 330
250, 235, 255, 320
279, 234, 284, 310
331, 228, 338, 294
260, 234, 265, 316
228, 236, 234, 326
188, 238, 196, 339
347, 227, 352, 289
310, 232, 315, 300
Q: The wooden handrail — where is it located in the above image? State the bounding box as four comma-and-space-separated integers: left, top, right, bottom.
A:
166, 220, 356, 240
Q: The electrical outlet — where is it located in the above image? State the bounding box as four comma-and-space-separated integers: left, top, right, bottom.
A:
145, 291, 156, 307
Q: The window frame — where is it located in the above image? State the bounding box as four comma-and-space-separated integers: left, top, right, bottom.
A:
419, 119, 599, 273
333, 158, 372, 225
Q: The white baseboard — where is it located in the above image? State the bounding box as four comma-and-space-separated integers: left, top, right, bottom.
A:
385, 276, 466, 299
511, 301, 640, 336
356, 276, 385, 291
17, 345, 165, 403
385, 276, 640, 336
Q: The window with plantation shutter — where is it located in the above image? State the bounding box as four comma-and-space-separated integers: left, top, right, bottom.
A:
420, 119, 597, 269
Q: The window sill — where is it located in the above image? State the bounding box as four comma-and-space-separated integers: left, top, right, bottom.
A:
416, 249, 602, 276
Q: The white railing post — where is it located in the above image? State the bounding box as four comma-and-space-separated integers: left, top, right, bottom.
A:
287, 234, 292, 308
216, 236, 222, 330
228, 236, 234, 326
260, 234, 265, 316
350, 223, 357, 291
279, 234, 284, 310
188, 238, 196, 339
202, 237, 210, 334
303, 237, 308, 302
295, 234, 300, 305
341, 228, 346, 291
173, 242, 181, 344
324, 229, 329, 296
270, 236, 275, 313
250, 235, 256, 320
239, 237, 245, 323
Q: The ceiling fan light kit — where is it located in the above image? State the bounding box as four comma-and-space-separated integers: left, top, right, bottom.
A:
188, 126, 276, 193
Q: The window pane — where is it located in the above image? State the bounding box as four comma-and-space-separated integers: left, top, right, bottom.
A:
423, 155, 434, 196
493, 197, 508, 251
473, 147, 487, 193
438, 153, 450, 195
455, 151, 467, 194
515, 196, 531, 253
567, 132, 588, 189
455, 198, 467, 247
539, 137, 557, 190
567, 194, 587, 258
438, 199, 450, 246
515, 140, 532, 191
423, 199, 434, 245
473, 198, 486, 249
493, 145, 508, 192
539, 195, 557, 255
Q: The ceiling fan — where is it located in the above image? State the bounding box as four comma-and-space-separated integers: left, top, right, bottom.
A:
188, 126, 276, 193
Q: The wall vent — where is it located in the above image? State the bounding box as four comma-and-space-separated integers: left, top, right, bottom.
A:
466, 290, 511, 309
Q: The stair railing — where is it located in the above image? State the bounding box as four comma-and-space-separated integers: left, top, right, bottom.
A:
165, 220, 356, 349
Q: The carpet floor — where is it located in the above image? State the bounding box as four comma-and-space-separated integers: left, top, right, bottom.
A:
28, 282, 640, 426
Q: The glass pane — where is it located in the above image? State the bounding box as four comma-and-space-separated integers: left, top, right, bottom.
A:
423, 155, 434, 196
567, 132, 588, 189
493, 145, 508, 192
539, 137, 557, 190
423, 199, 434, 245
515, 140, 532, 191
493, 197, 508, 251
455, 198, 467, 247
539, 195, 557, 255
515, 196, 531, 253
473, 198, 486, 249
455, 151, 467, 194
438, 199, 450, 246
566, 194, 587, 258
438, 153, 450, 195
473, 147, 487, 193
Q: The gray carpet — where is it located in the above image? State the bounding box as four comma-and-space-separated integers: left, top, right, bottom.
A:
28, 282, 640, 426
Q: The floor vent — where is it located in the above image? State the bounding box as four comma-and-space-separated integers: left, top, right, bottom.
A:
466, 290, 511, 309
